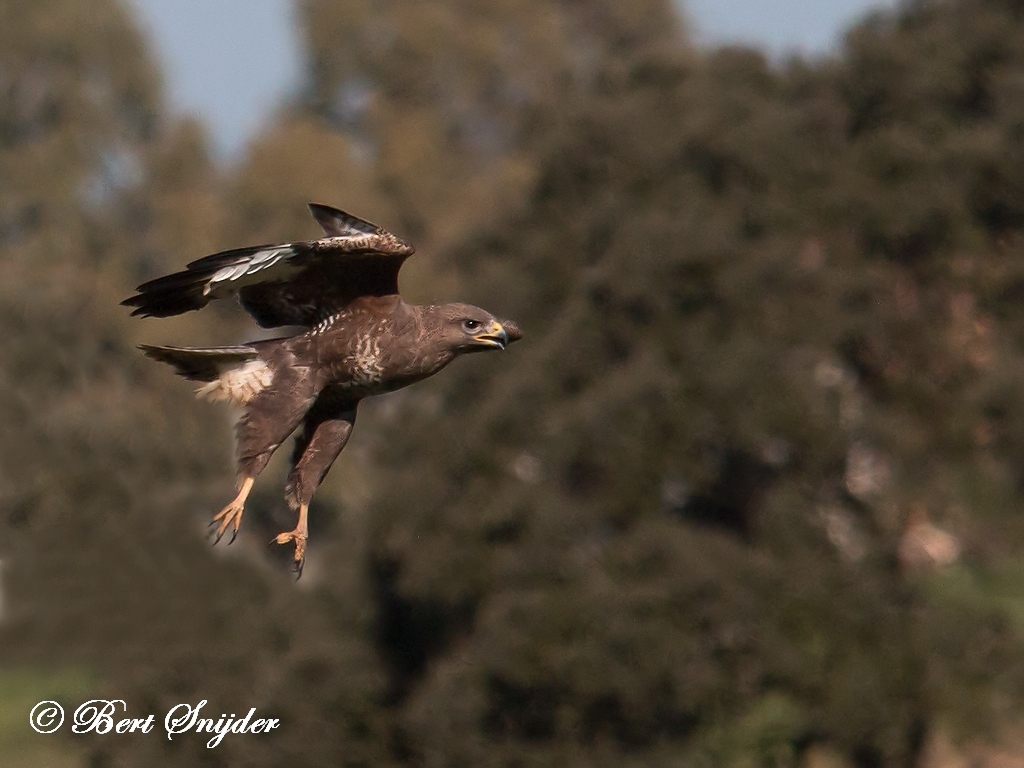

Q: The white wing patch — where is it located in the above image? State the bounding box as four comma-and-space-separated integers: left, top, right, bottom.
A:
204, 247, 297, 295
195, 359, 274, 406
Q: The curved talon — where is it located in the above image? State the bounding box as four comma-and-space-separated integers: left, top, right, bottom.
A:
272, 503, 309, 578
209, 477, 254, 547
272, 529, 307, 573
210, 501, 244, 545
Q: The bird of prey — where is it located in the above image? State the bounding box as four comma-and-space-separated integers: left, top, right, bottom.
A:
124, 203, 520, 574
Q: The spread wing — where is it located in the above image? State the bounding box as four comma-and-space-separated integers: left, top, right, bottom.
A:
121, 204, 415, 328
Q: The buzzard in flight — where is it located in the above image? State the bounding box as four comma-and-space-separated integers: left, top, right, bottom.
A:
124, 203, 520, 574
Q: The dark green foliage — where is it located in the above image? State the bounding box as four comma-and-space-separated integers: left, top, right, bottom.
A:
6, 0, 1024, 767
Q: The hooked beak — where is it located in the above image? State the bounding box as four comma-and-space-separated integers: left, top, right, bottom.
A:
477, 319, 522, 350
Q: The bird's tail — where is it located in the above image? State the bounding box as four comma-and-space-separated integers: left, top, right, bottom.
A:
140, 344, 274, 406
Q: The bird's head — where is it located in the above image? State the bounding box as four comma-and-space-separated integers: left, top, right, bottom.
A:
433, 303, 522, 354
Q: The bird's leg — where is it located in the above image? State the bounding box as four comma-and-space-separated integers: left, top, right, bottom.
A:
218, 372, 317, 549
273, 503, 309, 576
210, 476, 254, 545
274, 404, 358, 579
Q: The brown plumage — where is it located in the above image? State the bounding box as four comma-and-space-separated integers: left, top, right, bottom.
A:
125, 203, 521, 575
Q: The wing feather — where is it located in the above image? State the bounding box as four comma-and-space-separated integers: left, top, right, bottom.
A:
309, 203, 383, 237
121, 204, 414, 326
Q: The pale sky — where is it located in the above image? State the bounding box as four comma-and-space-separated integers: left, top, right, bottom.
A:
126, 0, 899, 161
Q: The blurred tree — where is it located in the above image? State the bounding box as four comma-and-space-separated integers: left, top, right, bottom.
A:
324, 2, 1024, 766
0, 0, 234, 657
295, 0, 684, 250
0, 3, 389, 766
8, 0, 1024, 766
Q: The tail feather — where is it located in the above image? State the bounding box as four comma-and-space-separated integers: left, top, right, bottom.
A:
140, 344, 274, 406
139, 344, 260, 382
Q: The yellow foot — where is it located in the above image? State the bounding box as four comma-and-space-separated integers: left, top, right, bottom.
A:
209, 477, 254, 545
273, 529, 307, 577
272, 503, 309, 578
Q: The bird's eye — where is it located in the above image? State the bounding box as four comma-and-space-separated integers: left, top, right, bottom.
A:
463, 319, 482, 332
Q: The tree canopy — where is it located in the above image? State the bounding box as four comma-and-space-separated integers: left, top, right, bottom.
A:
5, 0, 1024, 766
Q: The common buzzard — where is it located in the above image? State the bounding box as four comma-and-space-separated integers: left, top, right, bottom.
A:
124, 203, 520, 574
